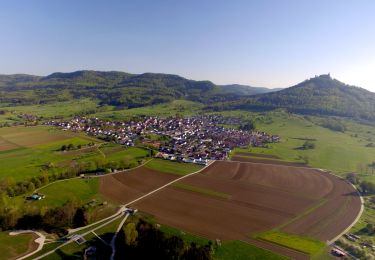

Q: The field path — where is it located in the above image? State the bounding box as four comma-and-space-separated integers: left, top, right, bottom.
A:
25, 161, 214, 260
10, 230, 45, 260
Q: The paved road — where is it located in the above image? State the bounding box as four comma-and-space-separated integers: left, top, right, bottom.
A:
110, 213, 130, 260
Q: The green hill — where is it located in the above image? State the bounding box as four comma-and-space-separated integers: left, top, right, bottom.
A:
218, 84, 280, 96
2, 71, 375, 122
216, 74, 375, 121
0, 70, 273, 107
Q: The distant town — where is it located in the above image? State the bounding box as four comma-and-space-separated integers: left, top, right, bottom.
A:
46, 115, 280, 164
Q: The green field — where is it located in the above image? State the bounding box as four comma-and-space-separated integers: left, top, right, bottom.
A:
223, 110, 375, 176
0, 231, 36, 260
173, 183, 231, 199
94, 100, 203, 120
214, 240, 289, 260
102, 146, 149, 161
255, 231, 326, 255
0, 126, 96, 181
35, 178, 100, 208
129, 213, 289, 260
145, 159, 203, 175
2, 99, 100, 119
0, 126, 149, 181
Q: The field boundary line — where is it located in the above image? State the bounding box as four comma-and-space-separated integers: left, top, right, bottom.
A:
33, 213, 124, 260
34, 158, 154, 193
124, 160, 215, 207
277, 198, 328, 230
23, 160, 212, 260
224, 159, 364, 246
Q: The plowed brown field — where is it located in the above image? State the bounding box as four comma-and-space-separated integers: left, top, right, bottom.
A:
100, 166, 178, 203
100, 160, 361, 260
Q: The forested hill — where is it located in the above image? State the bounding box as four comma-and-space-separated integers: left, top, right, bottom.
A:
2, 71, 375, 121
215, 74, 375, 121
0, 70, 275, 107
218, 84, 281, 96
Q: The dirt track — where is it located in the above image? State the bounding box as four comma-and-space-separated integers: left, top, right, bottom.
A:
100, 160, 361, 259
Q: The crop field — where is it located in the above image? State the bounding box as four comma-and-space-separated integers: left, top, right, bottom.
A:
0, 126, 74, 150
144, 159, 203, 176
2, 99, 99, 119
99, 166, 179, 204
0, 126, 150, 181
113, 160, 361, 259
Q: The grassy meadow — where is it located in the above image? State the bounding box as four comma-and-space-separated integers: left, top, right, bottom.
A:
255, 230, 326, 256
0, 126, 150, 181
1, 99, 100, 119
0, 231, 37, 260
145, 158, 203, 176
94, 100, 203, 120
221, 110, 375, 176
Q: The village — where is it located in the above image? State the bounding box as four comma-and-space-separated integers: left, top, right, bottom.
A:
46, 115, 280, 164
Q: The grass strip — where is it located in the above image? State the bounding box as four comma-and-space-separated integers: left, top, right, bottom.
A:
172, 183, 231, 200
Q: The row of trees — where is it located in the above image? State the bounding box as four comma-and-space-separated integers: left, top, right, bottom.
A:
115, 218, 214, 260
0, 196, 88, 233
336, 238, 369, 260
346, 173, 375, 194
0, 156, 142, 199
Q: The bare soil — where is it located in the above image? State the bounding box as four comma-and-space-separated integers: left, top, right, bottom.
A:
100, 167, 178, 204
101, 161, 361, 260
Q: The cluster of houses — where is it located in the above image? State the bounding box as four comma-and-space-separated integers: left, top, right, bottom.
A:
46, 115, 279, 163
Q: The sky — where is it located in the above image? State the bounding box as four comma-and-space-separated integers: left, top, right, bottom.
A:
1, 0, 375, 91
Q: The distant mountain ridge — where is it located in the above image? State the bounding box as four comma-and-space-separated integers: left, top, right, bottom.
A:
0, 70, 278, 107
218, 84, 281, 96
1, 70, 375, 121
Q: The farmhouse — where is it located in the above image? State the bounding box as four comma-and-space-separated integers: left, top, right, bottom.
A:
27, 193, 45, 201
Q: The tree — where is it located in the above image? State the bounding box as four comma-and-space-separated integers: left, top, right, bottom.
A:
346, 173, 360, 185
360, 181, 375, 194
27, 182, 35, 192
72, 208, 87, 228
239, 121, 255, 131
124, 222, 138, 245
182, 242, 212, 260
301, 141, 315, 150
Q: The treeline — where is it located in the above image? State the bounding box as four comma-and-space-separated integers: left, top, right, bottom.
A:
0, 156, 145, 198
59, 142, 95, 151
0, 197, 88, 235
346, 173, 375, 194
336, 238, 368, 260
115, 218, 214, 260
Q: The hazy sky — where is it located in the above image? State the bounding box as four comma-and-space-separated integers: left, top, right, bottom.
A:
1, 0, 375, 91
